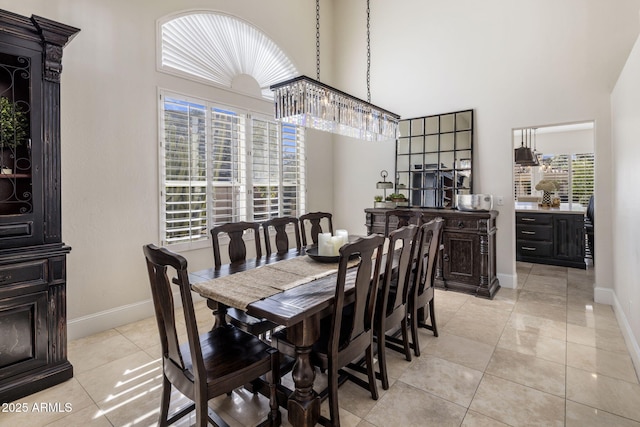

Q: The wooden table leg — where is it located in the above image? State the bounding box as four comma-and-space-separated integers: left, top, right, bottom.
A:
286, 315, 321, 427
206, 299, 228, 329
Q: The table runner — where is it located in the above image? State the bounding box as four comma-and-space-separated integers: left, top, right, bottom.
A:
191, 255, 360, 310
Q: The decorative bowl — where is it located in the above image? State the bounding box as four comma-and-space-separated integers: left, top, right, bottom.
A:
456, 194, 493, 211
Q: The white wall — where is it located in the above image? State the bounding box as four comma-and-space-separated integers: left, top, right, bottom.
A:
611, 30, 640, 379
331, 0, 640, 291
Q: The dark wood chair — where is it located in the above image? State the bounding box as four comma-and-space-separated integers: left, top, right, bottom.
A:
384, 209, 423, 236
142, 244, 282, 427
262, 216, 302, 256
409, 218, 444, 356
299, 211, 333, 246
273, 234, 385, 426
374, 224, 419, 390
211, 221, 262, 267
210, 222, 277, 338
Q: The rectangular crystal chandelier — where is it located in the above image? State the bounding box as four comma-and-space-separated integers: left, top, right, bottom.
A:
270, 75, 400, 142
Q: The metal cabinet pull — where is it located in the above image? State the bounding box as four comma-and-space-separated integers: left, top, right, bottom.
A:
0, 274, 12, 282
521, 246, 536, 251
521, 231, 536, 235
521, 218, 536, 222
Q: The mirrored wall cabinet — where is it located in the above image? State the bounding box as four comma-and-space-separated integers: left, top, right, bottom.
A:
395, 109, 474, 208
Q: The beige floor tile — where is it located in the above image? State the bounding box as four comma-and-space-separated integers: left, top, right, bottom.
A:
461, 410, 511, 427
523, 274, 567, 296
42, 404, 112, 427
398, 355, 483, 406
530, 264, 567, 278
441, 314, 506, 346
518, 289, 566, 307
115, 315, 160, 350
365, 381, 466, 426
566, 366, 640, 421
469, 374, 565, 426
497, 326, 566, 365
485, 347, 565, 397
566, 323, 629, 353
567, 341, 639, 383
567, 305, 621, 331
513, 298, 567, 323
423, 332, 495, 372
0, 378, 94, 427
566, 400, 640, 427
507, 311, 566, 341
68, 329, 141, 374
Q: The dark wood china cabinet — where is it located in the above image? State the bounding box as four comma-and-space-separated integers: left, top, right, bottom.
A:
0, 9, 79, 402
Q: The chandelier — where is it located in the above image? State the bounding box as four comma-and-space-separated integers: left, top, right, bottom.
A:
270, 0, 400, 141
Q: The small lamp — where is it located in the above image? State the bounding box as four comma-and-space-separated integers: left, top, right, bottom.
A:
376, 170, 394, 199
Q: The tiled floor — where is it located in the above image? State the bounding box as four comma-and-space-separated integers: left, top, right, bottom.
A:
3, 262, 640, 426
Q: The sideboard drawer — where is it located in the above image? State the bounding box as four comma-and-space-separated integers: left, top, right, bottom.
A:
443, 217, 479, 231
0, 261, 48, 287
516, 225, 553, 241
516, 240, 553, 257
516, 213, 552, 225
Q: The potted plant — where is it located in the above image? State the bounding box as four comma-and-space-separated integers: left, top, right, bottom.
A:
0, 96, 28, 174
374, 195, 386, 208
535, 179, 559, 207
387, 193, 408, 206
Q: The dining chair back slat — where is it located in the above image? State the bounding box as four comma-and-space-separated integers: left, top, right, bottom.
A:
262, 216, 302, 256
299, 211, 333, 246
211, 222, 262, 267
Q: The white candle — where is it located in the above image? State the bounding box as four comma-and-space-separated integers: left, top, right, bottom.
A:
318, 232, 333, 256
335, 229, 349, 246
330, 236, 342, 256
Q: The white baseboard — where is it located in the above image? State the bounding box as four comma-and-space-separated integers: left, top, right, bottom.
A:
594, 285, 614, 305
68, 292, 205, 341
497, 272, 517, 289
611, 292, 640, 383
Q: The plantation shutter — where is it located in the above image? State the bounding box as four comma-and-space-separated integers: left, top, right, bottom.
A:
162, 96, 208, 244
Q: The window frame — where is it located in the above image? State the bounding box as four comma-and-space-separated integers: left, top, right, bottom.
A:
158, 88, 306, 252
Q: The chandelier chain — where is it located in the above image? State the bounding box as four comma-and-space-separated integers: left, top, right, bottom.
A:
316, 0, 321, 80
366, 0, 371, 103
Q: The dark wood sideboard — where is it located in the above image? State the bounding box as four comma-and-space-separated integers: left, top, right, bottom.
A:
516, 211, 586, 269
0, 10, 79, 402
365, 208, 499, 299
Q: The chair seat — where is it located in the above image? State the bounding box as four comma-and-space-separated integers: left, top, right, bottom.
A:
180, 324, 275, 388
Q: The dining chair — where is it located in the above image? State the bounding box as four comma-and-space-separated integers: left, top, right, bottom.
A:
374, 224, 419, 390
298, 211, 333, 246
409, 217, 444, 356
262, 216, 302, 256
210, 222, 277, 338
142, 244, 282, 427
384, 208, 423, 236
272, 234, 385, 426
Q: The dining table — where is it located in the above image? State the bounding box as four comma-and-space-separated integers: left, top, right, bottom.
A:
188, 241, 393, 427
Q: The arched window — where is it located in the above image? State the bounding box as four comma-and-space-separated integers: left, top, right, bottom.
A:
158, 11, 298, 99
157, 12, 305, 249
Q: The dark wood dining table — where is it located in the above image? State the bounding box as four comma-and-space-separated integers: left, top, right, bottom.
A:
188, 246, 366, 427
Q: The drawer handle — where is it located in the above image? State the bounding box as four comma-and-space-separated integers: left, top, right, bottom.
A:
0, 273, 12, 282
521, 246, 537, 251
443, 254, 450, 262
521, 231, 536, 235
457, 221, 464, 229
521, 218, 536, 222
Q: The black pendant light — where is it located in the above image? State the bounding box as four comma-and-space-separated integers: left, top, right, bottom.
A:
514, 129, 539, 166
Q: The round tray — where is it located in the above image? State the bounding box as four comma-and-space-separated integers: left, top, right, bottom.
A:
305, 246, 340, 263
305, 246, 361, 263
